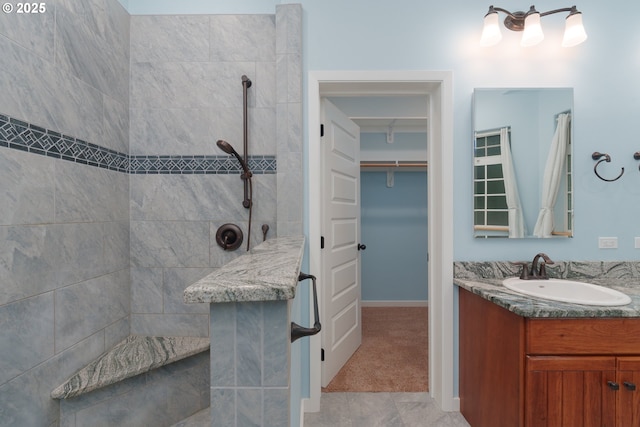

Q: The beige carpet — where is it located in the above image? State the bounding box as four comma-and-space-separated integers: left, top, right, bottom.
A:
323, 306, 428, 392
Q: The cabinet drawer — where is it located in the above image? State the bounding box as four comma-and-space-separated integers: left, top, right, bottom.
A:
527, 318, 640, 355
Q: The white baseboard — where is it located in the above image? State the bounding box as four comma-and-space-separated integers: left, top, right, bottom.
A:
361, 300, 429, 307
452, 396, 460, 412
299, 398, 307, 426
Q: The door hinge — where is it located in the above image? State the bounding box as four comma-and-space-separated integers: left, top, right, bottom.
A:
320, 124, 324, 137
321, 236, 325, 249
321, 348, 325, 361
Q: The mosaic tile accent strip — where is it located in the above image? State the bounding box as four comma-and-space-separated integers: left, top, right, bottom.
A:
0, 114, 276, 174
129, 155, 276, 175
0, 114, 129, 172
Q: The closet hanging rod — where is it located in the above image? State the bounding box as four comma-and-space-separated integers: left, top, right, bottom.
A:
360, 160, 428, 168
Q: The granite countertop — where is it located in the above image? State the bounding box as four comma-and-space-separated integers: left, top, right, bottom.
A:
453, 260, 640, 318
184, 236, 305, 304
455, 277, 640, 318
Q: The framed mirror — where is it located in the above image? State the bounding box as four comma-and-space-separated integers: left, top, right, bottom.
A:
473, 88, 573, 238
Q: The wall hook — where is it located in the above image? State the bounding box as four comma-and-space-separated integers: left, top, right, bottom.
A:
592, 152, 624, 182
634, 152, 640, 170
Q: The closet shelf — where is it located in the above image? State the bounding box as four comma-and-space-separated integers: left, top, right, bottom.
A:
360, 160, 428, 169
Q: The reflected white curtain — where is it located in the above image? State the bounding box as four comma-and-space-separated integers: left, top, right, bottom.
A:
533, 113, 571, 238
500, 127, 525, 238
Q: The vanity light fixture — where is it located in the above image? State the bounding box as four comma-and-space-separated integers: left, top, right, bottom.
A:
480, 5, 587, 47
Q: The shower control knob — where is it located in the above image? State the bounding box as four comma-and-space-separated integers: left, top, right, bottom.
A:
357, 243, 366, 251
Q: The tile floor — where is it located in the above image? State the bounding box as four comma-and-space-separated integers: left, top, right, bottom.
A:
173, 392, 472, 426
171, 407, 210, 426
304, 392, 471, 427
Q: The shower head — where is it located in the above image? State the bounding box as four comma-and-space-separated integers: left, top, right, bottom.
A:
216, 140, 250, 175
216, 139, 237, 155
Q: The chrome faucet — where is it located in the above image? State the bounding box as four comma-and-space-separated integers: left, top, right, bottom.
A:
514, 253, 555, 280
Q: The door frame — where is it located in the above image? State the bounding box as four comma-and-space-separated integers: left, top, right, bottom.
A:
307, 70, 455, 412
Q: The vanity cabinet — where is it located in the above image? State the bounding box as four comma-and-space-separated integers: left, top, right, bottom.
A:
460, 288, 640, 427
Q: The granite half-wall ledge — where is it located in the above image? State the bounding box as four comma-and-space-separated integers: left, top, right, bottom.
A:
182, 235, 306, 427
183, 236, 306, 304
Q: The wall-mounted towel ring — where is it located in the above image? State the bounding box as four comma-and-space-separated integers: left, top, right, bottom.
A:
634, 152, 640, 170
592, 152, 624, 182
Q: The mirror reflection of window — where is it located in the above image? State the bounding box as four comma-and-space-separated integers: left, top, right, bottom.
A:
474, 129, 508, 238
565, 146, 573, 235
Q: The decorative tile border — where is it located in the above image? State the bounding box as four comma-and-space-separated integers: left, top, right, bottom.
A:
0, 114, 129, 172
0, 114, 276, 174
129, 155, 276, 175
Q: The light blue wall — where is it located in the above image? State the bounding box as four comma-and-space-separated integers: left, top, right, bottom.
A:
361, 171, 428, 301
296, 0, 640, 262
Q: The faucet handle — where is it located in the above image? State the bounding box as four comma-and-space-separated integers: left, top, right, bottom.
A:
512, 262, 530, 280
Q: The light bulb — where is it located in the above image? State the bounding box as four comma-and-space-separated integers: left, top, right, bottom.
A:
521, 11, 544, 47
562, 12, 587, 47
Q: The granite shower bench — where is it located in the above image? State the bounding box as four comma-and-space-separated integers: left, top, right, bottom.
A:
51, 335, 211, 426
51, 335, 209, 399
51, 236, 306, 427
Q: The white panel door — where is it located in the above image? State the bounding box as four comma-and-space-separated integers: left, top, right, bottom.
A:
321, 98, 362, 387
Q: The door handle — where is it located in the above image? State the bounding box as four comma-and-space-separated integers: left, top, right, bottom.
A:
624, 381, 637, 391
357, 243, 366, 251
607, 381, 620, 391
291, 273, 322, 342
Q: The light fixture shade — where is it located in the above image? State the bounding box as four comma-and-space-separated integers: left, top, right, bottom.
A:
562, 12, 587, 47
521, 12, 544, 46
480, 11, 502, 47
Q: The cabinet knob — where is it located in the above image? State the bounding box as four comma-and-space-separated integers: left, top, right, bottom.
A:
624, 381, 637, 391
607, 381, 620, 391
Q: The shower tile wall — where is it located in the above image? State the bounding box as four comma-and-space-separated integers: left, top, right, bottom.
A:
0, 0, 131, 425
275, 4, 303, 236
129, 13, 280, 337
0, 2, 303, 425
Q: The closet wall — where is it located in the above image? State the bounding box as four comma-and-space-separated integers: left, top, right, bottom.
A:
360, 132, 428, 304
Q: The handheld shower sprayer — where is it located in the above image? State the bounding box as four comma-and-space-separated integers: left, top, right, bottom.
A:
216, 140, 251, 177
216, 139, 253, 251
216, 139, 253, 208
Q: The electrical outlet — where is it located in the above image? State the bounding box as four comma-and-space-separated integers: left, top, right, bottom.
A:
635, 237, 640, 249
598, 237, 618, 249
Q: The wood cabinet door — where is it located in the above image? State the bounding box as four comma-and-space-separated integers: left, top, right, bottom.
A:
460, 288, 525, 427
617, 357, 640, 427
526, 356, 617, 427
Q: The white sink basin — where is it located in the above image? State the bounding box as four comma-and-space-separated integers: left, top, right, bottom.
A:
502, 277, 631, 306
